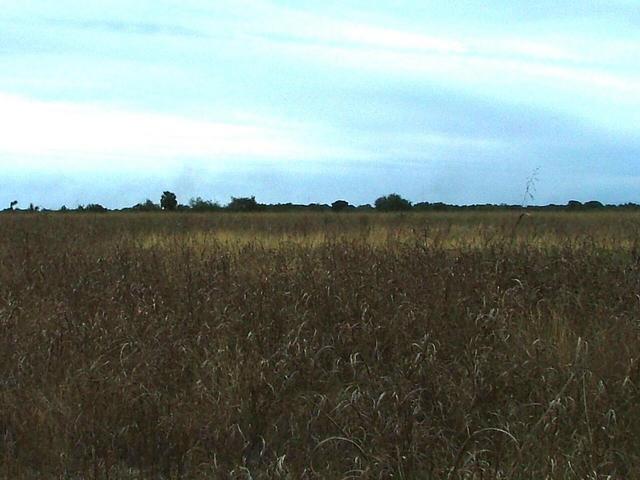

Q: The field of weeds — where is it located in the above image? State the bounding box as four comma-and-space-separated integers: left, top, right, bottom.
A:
1, 211, 640, 478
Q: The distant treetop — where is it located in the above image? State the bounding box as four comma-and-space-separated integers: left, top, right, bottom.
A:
133, 199, 161, 212
189, 197, 221, 212
331, 200, 351, 212
227, 196, 264, 212
161, 191, 178, 211
374, 193, 412, 212
4, 191, 637, 214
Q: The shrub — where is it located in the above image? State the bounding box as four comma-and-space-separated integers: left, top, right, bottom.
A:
161, 191, 178, 211
374, 193, 412, 211
227, 196, 264, 212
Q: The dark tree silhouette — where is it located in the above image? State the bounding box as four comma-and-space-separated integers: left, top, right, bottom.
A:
227, 196, 263, 212
374, 193, 412, 212
9, 200, 17, 211
331, 200, 350, 212
189, 197, 221, 212
584, 200, 604, 209
133, 199, 161, 212
161, 191, 178, 211
85, 204, 108, 213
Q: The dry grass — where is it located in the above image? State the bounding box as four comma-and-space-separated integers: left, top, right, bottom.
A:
1, 211, 639, 478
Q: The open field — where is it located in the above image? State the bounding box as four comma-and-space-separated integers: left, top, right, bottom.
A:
1, 211, 640, 478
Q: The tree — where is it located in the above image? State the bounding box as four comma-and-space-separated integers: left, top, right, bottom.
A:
227, 196, 263, 212
374, 193, 412, 212
189, 197, 221, 212
584, 200, 604, 209
9, 200, 17, 211
331, 200, 350, 212
133, 199, 161, 212
356, 204, 374, 211
84, 203, 108, 213
161, 191, 178, 211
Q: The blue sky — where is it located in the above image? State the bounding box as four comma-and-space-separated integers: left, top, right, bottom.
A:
1, 0, 639, 208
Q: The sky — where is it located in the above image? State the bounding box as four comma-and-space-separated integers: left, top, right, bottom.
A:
1, 0, 639, 208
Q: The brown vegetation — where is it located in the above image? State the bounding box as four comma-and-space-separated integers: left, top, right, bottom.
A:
0, 212, 639, 478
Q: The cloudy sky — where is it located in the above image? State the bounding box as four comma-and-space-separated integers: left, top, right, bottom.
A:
1, 0, 639, 208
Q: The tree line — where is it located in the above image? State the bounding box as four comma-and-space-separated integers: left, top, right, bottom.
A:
4, 193, 639, 214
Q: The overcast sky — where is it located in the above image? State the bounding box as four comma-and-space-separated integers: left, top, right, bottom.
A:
1, 0, 639, 208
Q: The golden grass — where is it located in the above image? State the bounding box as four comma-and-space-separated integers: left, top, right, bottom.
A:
0, 211, 639, 478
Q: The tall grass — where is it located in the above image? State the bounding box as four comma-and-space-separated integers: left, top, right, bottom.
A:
0, 212, 639, 478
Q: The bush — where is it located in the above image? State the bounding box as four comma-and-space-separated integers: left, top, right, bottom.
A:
84, 204, 109, 213
189, 197, 221, 212
227, 196, 264, 212
374, 193, 412, 212
331, 200, 350, 212
161, 192, 178, 211
132, 199, 161, 212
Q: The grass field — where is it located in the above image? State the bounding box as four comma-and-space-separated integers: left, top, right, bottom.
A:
1, 211, 639, 478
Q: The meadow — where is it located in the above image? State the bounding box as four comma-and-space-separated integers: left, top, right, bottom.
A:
0, 211, 639, 478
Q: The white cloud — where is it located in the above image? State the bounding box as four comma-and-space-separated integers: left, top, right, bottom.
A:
0, 93, 335, 173
321, 20, 588, 65
236, 3, 640, 114
337, 23, 468, 55
252, 20, 640, 133
240, 3, 584, 64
